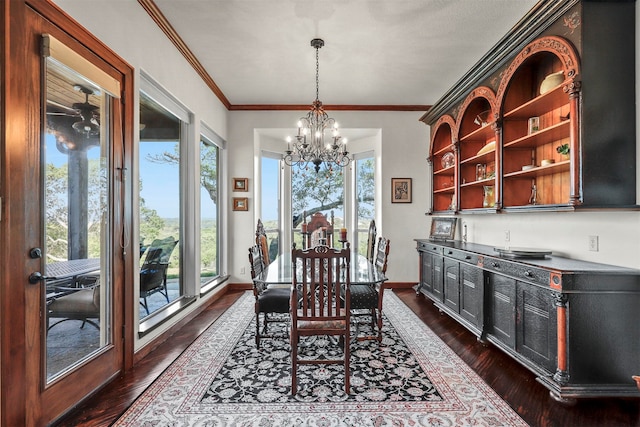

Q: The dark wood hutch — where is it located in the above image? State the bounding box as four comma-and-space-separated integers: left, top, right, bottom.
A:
421, 0, 636, 214
416, 0, 639, 403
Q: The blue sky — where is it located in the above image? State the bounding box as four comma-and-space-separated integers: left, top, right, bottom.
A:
261, 157, 279, 221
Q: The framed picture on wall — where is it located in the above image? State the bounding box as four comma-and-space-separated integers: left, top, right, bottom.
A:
233, 177, 248, 192
391, 178, 412, 203
232, 197, 248, 211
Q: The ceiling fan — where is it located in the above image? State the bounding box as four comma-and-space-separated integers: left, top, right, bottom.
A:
47, 84, 100, 138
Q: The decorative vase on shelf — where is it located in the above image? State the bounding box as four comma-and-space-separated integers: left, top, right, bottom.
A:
483, 185, 495, 208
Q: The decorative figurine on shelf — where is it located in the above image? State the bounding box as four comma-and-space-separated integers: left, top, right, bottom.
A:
557, 143, 570, 159
529, 183, 538, 205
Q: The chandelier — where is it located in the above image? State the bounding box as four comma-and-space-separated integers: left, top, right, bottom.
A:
284, 38, 351, 173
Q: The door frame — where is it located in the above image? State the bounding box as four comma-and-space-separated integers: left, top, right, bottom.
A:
1, 1, 134, 424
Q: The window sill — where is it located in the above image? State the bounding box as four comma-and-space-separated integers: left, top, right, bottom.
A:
138, 295, 197, 337
200, 274, 230, 297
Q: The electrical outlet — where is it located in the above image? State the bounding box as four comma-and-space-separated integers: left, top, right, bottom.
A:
504, 230, 510, 242
240, 267, 246, 275
588, 235, 599, 252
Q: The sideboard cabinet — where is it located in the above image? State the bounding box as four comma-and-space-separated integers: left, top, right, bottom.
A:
421, 0, 636, 214
416, 239, 640, 402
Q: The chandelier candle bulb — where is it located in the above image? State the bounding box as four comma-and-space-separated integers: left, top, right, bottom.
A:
340, 228, 347, 241
301, 223, 307, 233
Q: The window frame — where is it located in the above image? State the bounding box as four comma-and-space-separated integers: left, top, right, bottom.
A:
137, 72, 195, 337
199, 121, 226, 294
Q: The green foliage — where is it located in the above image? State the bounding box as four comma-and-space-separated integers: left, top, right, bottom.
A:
291, 167, 344, 225
356, 158, 375, 219
45, 157, 105, 262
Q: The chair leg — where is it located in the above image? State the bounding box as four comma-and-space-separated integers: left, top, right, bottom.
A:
344, 330, 350, 394
141, 297, 150, 315
162, 278, 170, 303
291, 331, 298, 395
255, 312, 261, 348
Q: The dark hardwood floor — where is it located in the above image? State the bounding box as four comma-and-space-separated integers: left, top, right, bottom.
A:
54, 289, 640, 427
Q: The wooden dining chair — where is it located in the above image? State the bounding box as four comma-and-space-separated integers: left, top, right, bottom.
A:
365, 220, 377, 263
255, 218, 271, 266
290, 243, 351, 395
304, 211, 334, 249
249, 244, 289, 348
350, 236, 390, 342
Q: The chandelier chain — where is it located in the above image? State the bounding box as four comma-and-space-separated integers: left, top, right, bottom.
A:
315, 45, 320, 102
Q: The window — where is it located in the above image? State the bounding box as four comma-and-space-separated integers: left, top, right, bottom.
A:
258, 130, 378, 262
261, 155, 281, 261
138, 75, 190, 320
44, 54, 115, 381
200, 124, 223, 285
354, 154, 375, 256
291, 167, 345, 248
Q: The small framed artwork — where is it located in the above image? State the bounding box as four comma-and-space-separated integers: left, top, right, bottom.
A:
232, 197, 248, 211
391, 178, 412, 203
233, 177, 248, 192
429, 217, 457, 241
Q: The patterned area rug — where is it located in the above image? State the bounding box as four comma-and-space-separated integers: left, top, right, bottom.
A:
114, 292, 527, 426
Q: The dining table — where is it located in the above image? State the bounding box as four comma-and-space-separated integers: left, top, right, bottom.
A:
254, 251, 387, 287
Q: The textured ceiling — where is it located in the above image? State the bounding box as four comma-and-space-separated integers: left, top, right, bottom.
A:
152, 0, 539, 107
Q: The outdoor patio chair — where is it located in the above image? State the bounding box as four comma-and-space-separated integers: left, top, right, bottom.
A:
47, 274, 100, 332
140, 236, 178, 315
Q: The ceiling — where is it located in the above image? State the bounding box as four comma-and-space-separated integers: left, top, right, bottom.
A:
151, 0, 540, 109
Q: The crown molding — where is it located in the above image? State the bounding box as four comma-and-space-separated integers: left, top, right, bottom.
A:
229, 104, 430, 112
137, 0, 231, 109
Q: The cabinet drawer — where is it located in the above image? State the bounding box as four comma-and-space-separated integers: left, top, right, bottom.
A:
443, 247, 479, 265
417, 241, 443, 255
484, 257, 549, 286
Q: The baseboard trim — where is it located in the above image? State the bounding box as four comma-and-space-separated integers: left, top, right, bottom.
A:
229, 283, 253, 291
386, 282, 417, 289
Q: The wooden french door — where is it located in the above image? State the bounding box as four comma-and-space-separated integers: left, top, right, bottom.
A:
1, 1, 133, 425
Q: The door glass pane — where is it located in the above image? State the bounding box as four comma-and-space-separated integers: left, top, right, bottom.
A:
355, 156, 375, 256
200, 136, 219, 284
44, 60, 111, 382
291, 168, 344, 248
139, 91, 182, 319
261, 156, 280, 261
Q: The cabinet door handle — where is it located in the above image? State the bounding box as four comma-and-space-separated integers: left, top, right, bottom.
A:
447, 251, 453, 255
524, 271, 532, 277
465, 255, 471, 260
491, 262, 499, 268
